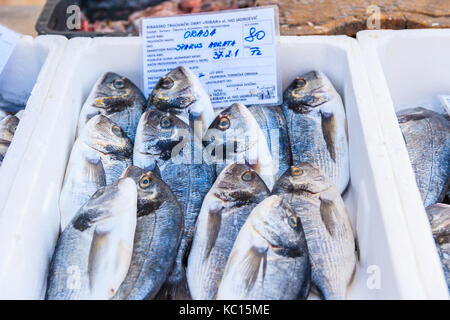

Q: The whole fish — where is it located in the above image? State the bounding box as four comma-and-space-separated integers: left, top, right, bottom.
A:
248, 105, 291, 178
187, 163, 269, 300
0, 115, 19, 164
59, 115, 133, 230
281, 71, 349, 194
204, 103, 276, 190
397, 107, 450, 207
426, 203, 450, 291
149, 66, 215, 137
77, 72, 146, 142
114, 166, 184, 300
272, 163, 356, 299
217, 195, 311, 300
134, 108, 215, 299
46, 178, 137, 300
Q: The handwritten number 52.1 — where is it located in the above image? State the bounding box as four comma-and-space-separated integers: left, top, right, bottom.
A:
244, 27, 266, 42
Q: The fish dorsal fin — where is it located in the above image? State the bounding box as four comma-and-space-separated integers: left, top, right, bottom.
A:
320, 111, 336, 162
204, 206, 223, 260
319, 196, 338, 237
83, 157, 106, 186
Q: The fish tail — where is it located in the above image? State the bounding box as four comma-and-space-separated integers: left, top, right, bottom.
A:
154, 271, 191, 300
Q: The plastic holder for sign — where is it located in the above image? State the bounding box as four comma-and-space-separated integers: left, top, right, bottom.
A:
0, 35, 67, 299
357, 28, 450, 299
2, 35, 443, 299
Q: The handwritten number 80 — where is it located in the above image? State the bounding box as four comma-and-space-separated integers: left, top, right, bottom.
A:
244, 27, 266, 42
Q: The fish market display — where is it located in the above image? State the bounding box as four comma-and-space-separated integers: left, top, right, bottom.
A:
59, 115, 133, 230
282, 71, 350, 194
114, 166, 184, 300
426, 203, 450, 291
204, 103, 277, 190
272, 163, 356, 299
134, 107, 215, 299
187, 163, 269, 300
248, 105, 291, 178
77, 72, 146, 142
397, 107, 450, 208
46, 178, 137, 300
217, 195, 310, 300
149, 66, 215, 137
0, 114, 19, 165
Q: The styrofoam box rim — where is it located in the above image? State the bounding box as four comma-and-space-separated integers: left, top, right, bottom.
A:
357, 28, 450, 299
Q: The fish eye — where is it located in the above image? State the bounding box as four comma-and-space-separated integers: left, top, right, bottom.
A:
291, 166, 303, 176
112, 125, 122, 136
160, 116, 172, 128
9, 125, 17, 134
139, 175, 152, 189
241, 170, 254, 182
295, 77, 306, 88
288, 215, 298, 229
113, 78, 125, 89
217, 115, 230, 131
160, 76, 174, 89
92, 188, 104, 199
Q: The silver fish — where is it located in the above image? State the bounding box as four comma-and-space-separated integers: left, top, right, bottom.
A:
217, 195, 311, 300
426, 203, 450, 291
248, 105, 291, 178
0, 115, 19, 164
149, 66, 215, 137
134, 108, 215, 299
204, 103, 277, 190
281, 71, 349, 194
59, 115, 133, 230
272, 163, 356, 299
397, 107, 450, 207
77, 72, 146, 142
187, 163, 269, 300
113, 167, 184, 300
46, 178, 137, 300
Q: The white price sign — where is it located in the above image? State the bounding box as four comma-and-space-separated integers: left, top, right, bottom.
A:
141, 6, 281, 108
0, 25, 20, 76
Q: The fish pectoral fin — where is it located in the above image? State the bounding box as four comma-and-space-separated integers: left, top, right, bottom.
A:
239, 245, 268, 292
320, 111, 336, 162
319, 197, 338, 237
83, 157, 107, 186
204, 207, 223, 260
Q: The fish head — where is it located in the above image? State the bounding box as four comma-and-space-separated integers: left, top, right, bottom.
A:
80, 115, 133, 157
135, 108, 192, 162
214, 163, 269, 204
0, 115, 19, 141
284, 71, 335, 113
274, 163, 333, 196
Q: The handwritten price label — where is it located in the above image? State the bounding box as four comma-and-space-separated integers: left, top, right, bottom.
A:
142, 6, 281, 108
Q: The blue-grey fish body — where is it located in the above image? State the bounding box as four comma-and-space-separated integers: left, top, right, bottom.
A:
134, 108, 215, 299
46, 178, 137, 300
0, 115, 19, 165
217, 195, 311, 300
114, 166, 184, 300
281, 71, 349, 194
248, 105, 291, 179
397, 107, 450, 207
272, 163, 356, 299
78, 72, 146, 142
187, 163, 270, 300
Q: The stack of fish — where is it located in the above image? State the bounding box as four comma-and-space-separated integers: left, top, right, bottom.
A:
47, 66, 357, 300
0, 109, 23, 166
396, 107, 450, 291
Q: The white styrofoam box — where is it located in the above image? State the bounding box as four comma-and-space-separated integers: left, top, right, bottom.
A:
0, 34, 442, 299
357, 29, 450, 300
0, 35, 67, 299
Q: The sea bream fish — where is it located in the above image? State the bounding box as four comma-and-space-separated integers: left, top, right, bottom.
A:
204, 103, 277, 190
272, 163, 356, 299
248, 105, 292, 178
149, 66, 215, 137
282, 71, 349, 194
187, 163, 269, 300
426, 203, 450, 291
134, 108, 215, 299
0, 115, 19, 165
397, 107, 450, 207
46, 178, 137, 300
217, 195, 311, 300
59, 115, 133, 230
77, 72, 146, 142
113, 166, 183, 300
